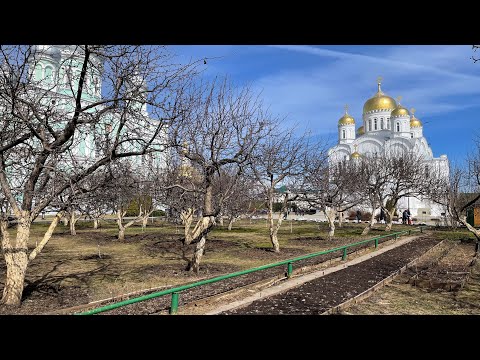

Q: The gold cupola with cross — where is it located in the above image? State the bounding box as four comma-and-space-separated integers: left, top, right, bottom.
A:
338, 104, 356, 144
391, 96, 410, 118
363, 76, 397, 114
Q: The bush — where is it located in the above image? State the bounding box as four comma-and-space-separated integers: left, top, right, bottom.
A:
151, 210, 165, 217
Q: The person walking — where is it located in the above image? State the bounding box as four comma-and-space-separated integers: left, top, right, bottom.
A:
379, 207, 386, 224
356, 210, 361, 223
402, 209, 408, 225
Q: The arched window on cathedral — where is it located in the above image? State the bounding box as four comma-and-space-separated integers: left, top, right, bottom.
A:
34, 64, 42, 81
425, 165, 429, 178
380, 118, 384, 130
368, 119, 372, 131
396, 122, 400, 132
411, 133, 414, 138
342, 129, 346, 139
44, 66, 53, 84
387, 117, 390, 129
374, 118, 378, 130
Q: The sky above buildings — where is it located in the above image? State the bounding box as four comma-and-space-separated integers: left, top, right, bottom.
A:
172, 45, 480, 164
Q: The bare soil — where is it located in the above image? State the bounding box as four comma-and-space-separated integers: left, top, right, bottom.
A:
346, 239, 480, 315
222, 236, 440, 314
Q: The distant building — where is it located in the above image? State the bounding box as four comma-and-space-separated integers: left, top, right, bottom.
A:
328, 78, 449, 218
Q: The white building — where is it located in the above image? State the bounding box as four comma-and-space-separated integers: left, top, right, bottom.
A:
328, 78, 449, 218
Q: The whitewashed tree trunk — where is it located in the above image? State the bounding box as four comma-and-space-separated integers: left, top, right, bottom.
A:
62, 216, 69, 227
1, 212, 29, 306
385, 207, 396, 231
142, 216, 148, 231
227, 216, 235, 230
181, 208, 195, 245
458, 216, 480, 253
69, 211, 78, 236
117, 209, 126, 241
190, 235, 207, 273
93, 218, 99, 229
324, 208, 336, 239
362, 211, 376, 235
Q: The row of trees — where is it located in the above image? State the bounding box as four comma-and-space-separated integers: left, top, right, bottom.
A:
1, 45, 479, 307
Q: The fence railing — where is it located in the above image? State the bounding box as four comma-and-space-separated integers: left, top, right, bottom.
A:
76, 226, 426, 315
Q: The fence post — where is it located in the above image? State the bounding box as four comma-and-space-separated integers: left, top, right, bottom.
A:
342, 247, 348, 261
375, 238, 378, 248
420, 226, 423, 233
287, 262, 293, 278
170, 292, 179, 315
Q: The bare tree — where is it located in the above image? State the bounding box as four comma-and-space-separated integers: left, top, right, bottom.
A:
0, 45, 197, 306
429, 145, 480, 253
302, 152, 361, 239
354, 155, 392, 235
218, 170, 259, 230
250, 128, 307, 252
169, 77, 273, 272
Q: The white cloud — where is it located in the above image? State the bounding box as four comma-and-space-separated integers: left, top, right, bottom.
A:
252, 45, 480, 137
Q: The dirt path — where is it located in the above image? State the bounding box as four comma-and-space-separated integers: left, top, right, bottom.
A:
222, 236, 439, 315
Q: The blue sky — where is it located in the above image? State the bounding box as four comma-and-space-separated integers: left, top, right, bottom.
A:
172, 45, 480, 163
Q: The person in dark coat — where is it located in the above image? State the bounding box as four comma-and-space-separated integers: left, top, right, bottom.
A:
402, 209, 408, 225
356, 210, 361, 223
379, 208, 386, 224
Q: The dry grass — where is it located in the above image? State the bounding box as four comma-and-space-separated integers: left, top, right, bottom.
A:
1, 218, 412, 307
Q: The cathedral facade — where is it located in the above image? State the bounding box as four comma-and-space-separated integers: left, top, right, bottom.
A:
328, 78, 449, 219
27, 45, 167, 169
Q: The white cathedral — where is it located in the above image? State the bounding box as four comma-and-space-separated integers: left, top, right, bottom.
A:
328, 78, 449, 219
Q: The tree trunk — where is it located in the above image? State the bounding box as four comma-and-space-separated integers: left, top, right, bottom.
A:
338, 211, 343, 228
181, 208, 195, 245
93, 218, 99, 229
1, 213, 30, 306
217, 214, 224, 226
227, 216, 235, 230
142, 216, 148, 231
324, 208, 336, 239
190, 235, 207, 273
188, 172, 216, 272
62, 216, 69, 227
117, 209, 126, 241
362, 210, 376, 235
385, 207, 396, 231
118, 227, 125, 241
458, 216, 480, 254
70, 212, 77, 236
267, 192, 280, 252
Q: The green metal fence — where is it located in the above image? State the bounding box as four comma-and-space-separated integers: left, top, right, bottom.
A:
76, 226, 425, 315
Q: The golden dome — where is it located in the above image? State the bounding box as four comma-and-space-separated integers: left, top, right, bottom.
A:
363, 78, 396, 114
391, 106, 409, 117
338, 105, 355, 125
357, 125, 365, 135
351, 144, 361, 159
391, 96, 409, 117
410, 108, 422, 128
